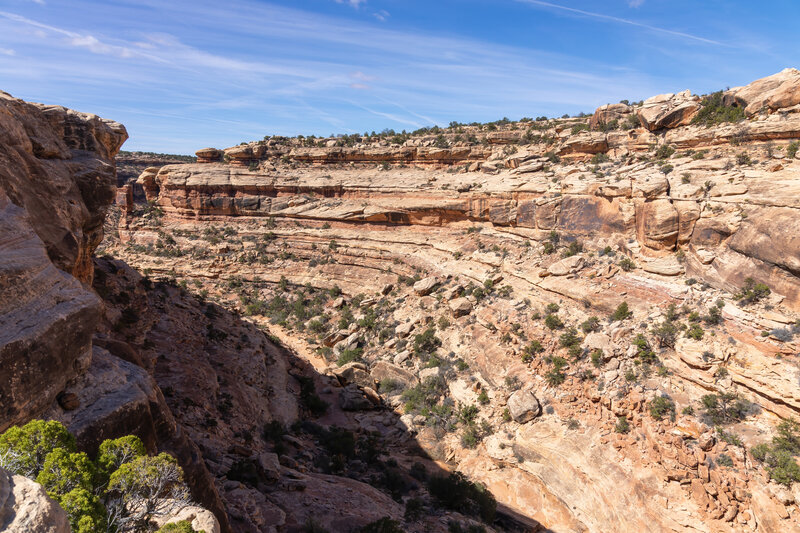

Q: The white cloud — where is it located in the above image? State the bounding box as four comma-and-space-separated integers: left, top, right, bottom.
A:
628, 0, 645, 7
0, 48, 15, 55
335, 0, 366, 8
373, 10, 389, 22
516, 0, 723, 45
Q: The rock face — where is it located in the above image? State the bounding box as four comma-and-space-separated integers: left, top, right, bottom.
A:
0, 467, 70, 533
0, 94, 231, 530
637, 90, 700, 131
0, 191, 100, 430
0, 91, 127, 283
729, 68, 800, 115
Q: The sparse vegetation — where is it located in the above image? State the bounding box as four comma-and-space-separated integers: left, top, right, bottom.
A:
691, 91, 745, 127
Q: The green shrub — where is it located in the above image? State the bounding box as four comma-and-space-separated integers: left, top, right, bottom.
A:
359, 517, 404, 533
716, 454, 734, 468
611, 302, 632, 321
686, 323, 705, 340
736, 277, 770, 305
0, 420, 76, 478
590, 153, 610, 164
580, 316, 600, 333
619, 257, 635, 271
615, 417, 630, 434
427, 472, 496, 523
544, 314, 564, 330
655, 144, 675, 159
521, 340, 544, 362
651, 320, 678, 349
558, 328, 581, 348
787, 141, 799, 159
590, 349, 603, 368
649, 396, 676, 421
413, 327, 441, 356
570, 123, 589, 135
700, 393, 751, 425
691, 91, 745, 127
632, 334, 657, 363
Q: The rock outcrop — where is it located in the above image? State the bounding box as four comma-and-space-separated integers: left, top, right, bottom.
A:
0, 467, 70, 533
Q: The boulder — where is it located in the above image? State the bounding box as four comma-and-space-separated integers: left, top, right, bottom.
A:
339, 384, 374, 411
332, 362, 371, 387
413, 276, 439, 296
642, 257, 684, 276
636, 90, 700, 131
636, 199, 679, 249
506, 389, 541, 423
449, 297, 473, 317
0, 467, 70, 533
547, 255, 584, 276
156, 505, 222, 533
370, 361, 418, 389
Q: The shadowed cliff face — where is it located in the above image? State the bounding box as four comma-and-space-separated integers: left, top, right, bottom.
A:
109, 70, 800, 532
0, 93, 237, 531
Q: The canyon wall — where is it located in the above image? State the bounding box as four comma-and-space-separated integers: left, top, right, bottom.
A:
112, 69, 800, 532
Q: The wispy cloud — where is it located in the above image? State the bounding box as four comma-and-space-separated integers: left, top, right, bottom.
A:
334, 0, 366, 8
628, 0, 645, 7
516, 0, 724, 46
1, 0, 779, 154
373, 10, 389, 22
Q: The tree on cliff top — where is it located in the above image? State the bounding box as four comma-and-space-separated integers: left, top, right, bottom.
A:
0, 419, 193, 533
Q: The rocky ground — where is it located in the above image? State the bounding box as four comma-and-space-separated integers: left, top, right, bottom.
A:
107, 69, 800, 532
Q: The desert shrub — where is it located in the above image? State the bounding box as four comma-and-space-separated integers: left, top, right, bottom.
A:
736, 277, 770, 304
716, 454, 734, 468
649, 396, 676, 421
691, 91, 745, 127
559, 328, 581, 348
651, 320, 678, 349
686, 323, 705, 340
521, 340, 544, 362
562, 240, 583, 258
359, 517, 404, 533
0, 420, 194, 533
544, 314, 564, 330
580, 316, 600, 333
751, 419, 800, 486
632, 334, 657, 363
297, 376, 328, 417
655, 144, 675, 159
590, 152, 610, 164
570, 123, 589, 135
0, 419, 76, 478
591, 349, 603, 368
413, 327, 441, 356
611, 302, 632, 321
615, 417, 630, 434
337, 347, 363, 366
427, 472, 496, 523
619, 257, 636, 271
787, 141, 799, 159
700, 393, 751, 425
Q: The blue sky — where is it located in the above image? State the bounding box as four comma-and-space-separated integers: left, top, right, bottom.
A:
0, 0, 797, 154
